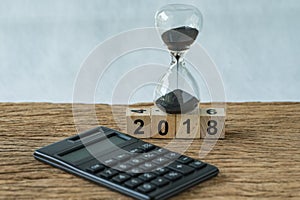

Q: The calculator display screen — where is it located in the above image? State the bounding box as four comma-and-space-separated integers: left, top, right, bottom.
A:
61, 135, 127, 163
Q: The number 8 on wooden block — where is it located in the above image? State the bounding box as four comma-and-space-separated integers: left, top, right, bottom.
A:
126, 108, 151, 138
200, 108, 225, 139
151, 107, 176, 138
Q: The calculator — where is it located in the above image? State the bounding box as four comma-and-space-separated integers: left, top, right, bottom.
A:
34, 126, 219, 200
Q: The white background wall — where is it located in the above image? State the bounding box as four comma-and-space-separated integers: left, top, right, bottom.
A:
0, 0, 299, 103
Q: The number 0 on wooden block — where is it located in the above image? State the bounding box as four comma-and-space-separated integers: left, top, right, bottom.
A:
151, 108, 176, 138
126, 108, 151, 138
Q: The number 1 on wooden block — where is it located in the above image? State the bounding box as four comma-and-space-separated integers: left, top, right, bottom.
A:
126, 108, 151, 138
176, 108, 200, 139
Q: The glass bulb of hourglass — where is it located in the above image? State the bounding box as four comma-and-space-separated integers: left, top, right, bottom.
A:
154, 4, 203, 114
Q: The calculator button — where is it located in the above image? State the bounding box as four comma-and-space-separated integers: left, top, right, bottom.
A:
98, 168, 118, 179
139, 162, 157, 171
124, 178, 143, 189
177, 156, 193, 164
128, 158, 144, 165
164, 171, 182, 181
103, 158, 117, 166
137, 183, 156, 193
115, 163, 132, 171
128, 168, 143, 175
151, 177, 169, 187
116, 153, 131, 161
138, 172, 156, 181
155, 148, 168, 155
86, 163, 105, 174
168, 162, 194, 175
152, 157, 170, 166
154, 167, 169, 175
112, 173, 131, 183
140, 143, 155, 152
164, 152, 180, 160
189, 161, 207, 169
138, 152, 157, 160
130, 148, 144, 153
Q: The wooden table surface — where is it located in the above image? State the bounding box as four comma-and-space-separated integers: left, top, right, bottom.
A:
1, 102, 300, 199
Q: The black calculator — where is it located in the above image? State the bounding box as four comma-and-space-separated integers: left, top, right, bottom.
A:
34, 126, 219, 200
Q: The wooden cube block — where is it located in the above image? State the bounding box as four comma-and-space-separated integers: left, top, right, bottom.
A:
200, 108, 225, 139
126, 107, 151, 138
150, 107, 176, 138
176, 109, 200, 139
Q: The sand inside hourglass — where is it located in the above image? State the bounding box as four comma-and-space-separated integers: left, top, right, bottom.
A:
156, 26, 199, 114
161, 26, 199, 51
155, 89, 199, 114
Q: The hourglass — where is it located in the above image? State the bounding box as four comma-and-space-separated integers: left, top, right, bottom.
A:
154, 4, 203, 114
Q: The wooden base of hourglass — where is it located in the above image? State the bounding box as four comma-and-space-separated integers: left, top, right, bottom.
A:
126, 106, 225, 139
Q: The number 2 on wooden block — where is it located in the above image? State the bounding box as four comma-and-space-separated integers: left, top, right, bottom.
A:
133, 119, 144, 135
126, 107, 151, 138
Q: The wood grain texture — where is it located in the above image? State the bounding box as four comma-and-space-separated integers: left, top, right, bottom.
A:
0, 102, 300, 200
